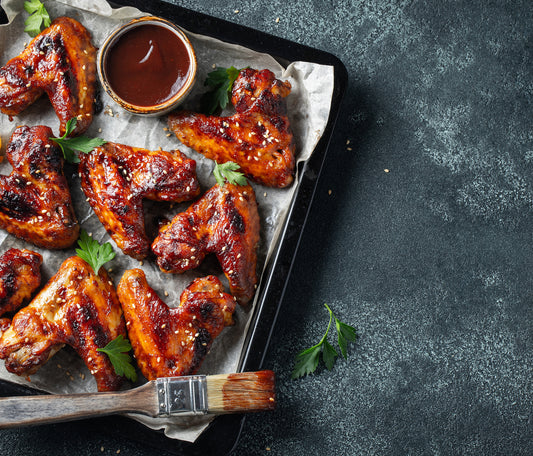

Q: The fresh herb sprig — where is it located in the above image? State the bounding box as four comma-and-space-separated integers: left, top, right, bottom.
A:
50, 118, 106, 164
213, 161, 247, 186
97, 335, 137, 382
23, 0, 51, 37
201, 66, 242, 114
76, 229, 116, 275
292, 304, 357, 379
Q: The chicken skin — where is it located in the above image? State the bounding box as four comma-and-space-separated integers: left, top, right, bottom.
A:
79, 142, 200, 260
0, 248, 42, 317
0, 256, 127, 392
117, 269, 235, 380
0, 125, 79, 249
0, 17, 97, 136
168, 68, 295, 188
152, 183, 260, 305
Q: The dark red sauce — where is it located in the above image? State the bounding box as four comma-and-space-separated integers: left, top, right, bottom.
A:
105, 24, 191, 107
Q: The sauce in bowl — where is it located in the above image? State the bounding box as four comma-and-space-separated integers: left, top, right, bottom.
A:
98, 17, 197, 115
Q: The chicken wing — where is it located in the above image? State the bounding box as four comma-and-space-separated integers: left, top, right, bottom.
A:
0, 256, 127, 392
0, 17, 97, 136
0, 248, 42, 317
79, 142, 200, 260
152, 183, 260, 305
0, 125, 79, 249
117, 269, 235, 380
168, 68, 295, 188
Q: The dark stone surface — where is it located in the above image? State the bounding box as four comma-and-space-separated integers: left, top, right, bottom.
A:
1, 0, 532, 455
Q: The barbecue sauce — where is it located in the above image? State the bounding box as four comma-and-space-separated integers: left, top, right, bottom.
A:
104, 24, 191, 107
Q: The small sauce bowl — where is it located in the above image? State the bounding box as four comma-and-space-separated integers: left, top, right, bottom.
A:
97, 16, 197, 116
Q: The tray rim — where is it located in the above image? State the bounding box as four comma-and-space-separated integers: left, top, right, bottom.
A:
0, 1, 348, 454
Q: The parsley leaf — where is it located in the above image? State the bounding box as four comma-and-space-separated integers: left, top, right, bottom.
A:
24, 0, 51, 37
97, 335, 137, 382
213, 161, 248, 186
76, 229, 116, 275
50, 118, 106, 164
201, 66, 242, 114
291, 303, 357, 379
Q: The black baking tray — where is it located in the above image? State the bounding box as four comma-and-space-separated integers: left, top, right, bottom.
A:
0, 1, 347, 454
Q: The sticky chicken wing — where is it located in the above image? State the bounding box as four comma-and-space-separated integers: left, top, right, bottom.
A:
0, 17, 97, 136
0, 125, 79, 249
117, 269, 235, 380
152, 183, 260, 305
0, 248, 42, 317
168, 68, 295, 188
79, 142, 200, 260
0, 256, 127, 392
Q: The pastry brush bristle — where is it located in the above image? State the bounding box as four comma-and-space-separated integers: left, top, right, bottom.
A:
206, 370, 276, 413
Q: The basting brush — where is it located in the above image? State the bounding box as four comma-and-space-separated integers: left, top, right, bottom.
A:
0, 370, 275, 429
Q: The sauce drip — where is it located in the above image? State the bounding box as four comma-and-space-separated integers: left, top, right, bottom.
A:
105, 24, 191, 107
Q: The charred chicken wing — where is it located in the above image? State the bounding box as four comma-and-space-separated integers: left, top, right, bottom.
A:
79, 142, 200, 260
117, 269, 235, 380
152, 183, 260, 305
0, 248, 42, 317
168, 68, 295, 188
0, 125, 79, 249
0, 17, 97, 136
0, 256, 127, 391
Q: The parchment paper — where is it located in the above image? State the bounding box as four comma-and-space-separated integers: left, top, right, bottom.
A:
0, 0, 334, 442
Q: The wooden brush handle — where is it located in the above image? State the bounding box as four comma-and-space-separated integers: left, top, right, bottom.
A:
0, 383, 157, 429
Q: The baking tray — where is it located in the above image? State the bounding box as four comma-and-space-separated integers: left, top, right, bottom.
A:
0, 1, 347, 454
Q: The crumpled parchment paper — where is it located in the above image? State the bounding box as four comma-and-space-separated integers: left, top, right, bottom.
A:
0, 0, 334, 442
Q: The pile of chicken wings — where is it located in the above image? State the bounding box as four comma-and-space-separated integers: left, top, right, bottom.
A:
0, 16, 295, 390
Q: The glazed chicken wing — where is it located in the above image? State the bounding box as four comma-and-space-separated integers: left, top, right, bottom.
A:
0, 17, 97, 136
0, 125, 79, 249
0, 248, 42, 317
117, 269, 235, 380
152, 183, 260, 305
0, 256, 127, 391
79, 142, 200, 260
168, 68, 295, 188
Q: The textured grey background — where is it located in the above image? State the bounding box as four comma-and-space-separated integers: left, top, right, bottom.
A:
0, 0, 532, 455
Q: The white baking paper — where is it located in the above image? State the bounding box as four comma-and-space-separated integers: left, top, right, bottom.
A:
0, 0, 334, 442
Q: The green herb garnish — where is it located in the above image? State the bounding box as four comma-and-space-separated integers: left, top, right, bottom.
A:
50, 118, 106, 164
292, 304, 357, 379
213, 161, 247, 186
97, 335, 137, 382
76, 229, 116, 275
201, 66, 242, 114
24, 0, 51, 37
